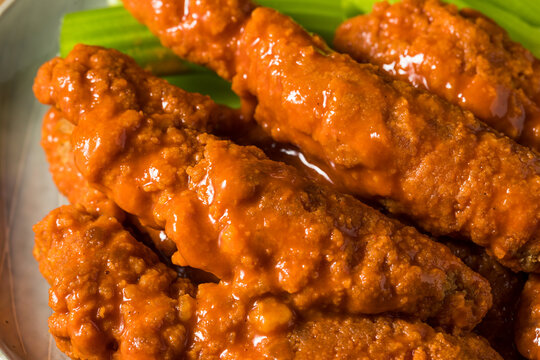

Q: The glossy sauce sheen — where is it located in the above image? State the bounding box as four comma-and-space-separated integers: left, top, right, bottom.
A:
33, 45, 495, 336
33, 206, 196, 360
35, 43, 491, 328
334, 0, 540, 151
517, 275, 540, 360
123, 0, 540, 273
35, 206, 502, 359
43, 80, 518, 358
41, 107, 179, 256
41, 108, 124, 219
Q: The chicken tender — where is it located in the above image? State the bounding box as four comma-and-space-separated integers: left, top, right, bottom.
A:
444, 240, 525, 359
34, 206, 501, 360
334, 0, 540, 151
41, 108, 123, 219
288, 314, 501, 360
33, 205, 195, 360
41, 107, 178, 256
122, 0, 540, 272
192, 283, 502, 360
516, 274, 540, 359
34, 45, 492, 329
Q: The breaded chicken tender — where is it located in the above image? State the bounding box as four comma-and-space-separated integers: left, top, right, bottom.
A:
334, 0, 540, 151
34, 45, 492, 330
34, 206, 501, 360
122, 0, 540, 272
516, 274, 540, 359
33, 205, 195, 360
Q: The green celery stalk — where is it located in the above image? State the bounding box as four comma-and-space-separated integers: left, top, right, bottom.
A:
164, 73, 240, 108
480, 0, 540, 27
277, 10, 345, 44
61, 0, 540, 83
258, 0, 344, 17
60, 6, 195, 75
458, 0, 540, 56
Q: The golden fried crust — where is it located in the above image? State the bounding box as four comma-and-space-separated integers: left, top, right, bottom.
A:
289, 314, 502, 360
41, 108, 124, 219
34, 45, 492, 330
334, 0, 540, 151
122, 0, 540, 273
122, 0, 254, 80
190, 284, 502, 360
33, 205, 195, 360
41, 107, 178, 257
32, 207, 500, 359
445, 240, 525, 358
516, 274, 540, 359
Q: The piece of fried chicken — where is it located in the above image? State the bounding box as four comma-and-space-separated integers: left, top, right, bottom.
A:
444, 240, 525, 359
122, 0, 540, 273
33, 44, 493, 330
41, 106, 180, 256
34, 205, 502, 360
41, 108, 124, 219
33, 205, 196, 360
516, 274, 540, 359
40, 74, 522, 356
334, 0, 540, 151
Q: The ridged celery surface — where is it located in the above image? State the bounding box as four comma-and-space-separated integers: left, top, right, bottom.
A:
60, 0, 540, 104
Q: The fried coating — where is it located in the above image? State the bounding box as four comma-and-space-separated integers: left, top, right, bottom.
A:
34, 45, 492, 330
34, 207, 500, 360
33, 205, 195, 360
41, 107, 178, 256
444, 240, 525, 359
122, 0, 540, 272
516, 274, 540, 359
41, 107, 124, 219
191, 283, 502, 360
288, 314, 501, 360
334, 0, 540, 151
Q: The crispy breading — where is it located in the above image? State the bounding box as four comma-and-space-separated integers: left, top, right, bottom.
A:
33, 205, 195, 360
34, 45, 492, 330
122, 0, 540, 272
334, 0, 540, 151
34, 206, 501, 360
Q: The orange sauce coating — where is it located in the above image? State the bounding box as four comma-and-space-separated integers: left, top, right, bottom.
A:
123, 0, 540, 273
335, 0, 540, 151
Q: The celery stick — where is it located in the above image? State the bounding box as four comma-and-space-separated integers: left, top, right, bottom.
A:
457, 0, 540, 57
341, 0, 399, 16
257, 0, 345, 43
164, 73, 240, 108
60, 6, 192, 76
258, 0, 343, 17
482, 0, 540, 27
279, 10, 345, 44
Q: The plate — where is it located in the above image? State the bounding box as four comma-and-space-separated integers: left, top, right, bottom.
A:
0, 1, 108, 359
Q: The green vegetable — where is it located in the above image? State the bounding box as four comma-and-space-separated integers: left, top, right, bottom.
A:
475, 0, 540, 27
60, 6, 194, 75
60, 0, 540, 105
459, 0, 540, 56
165, 73, 240, 108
